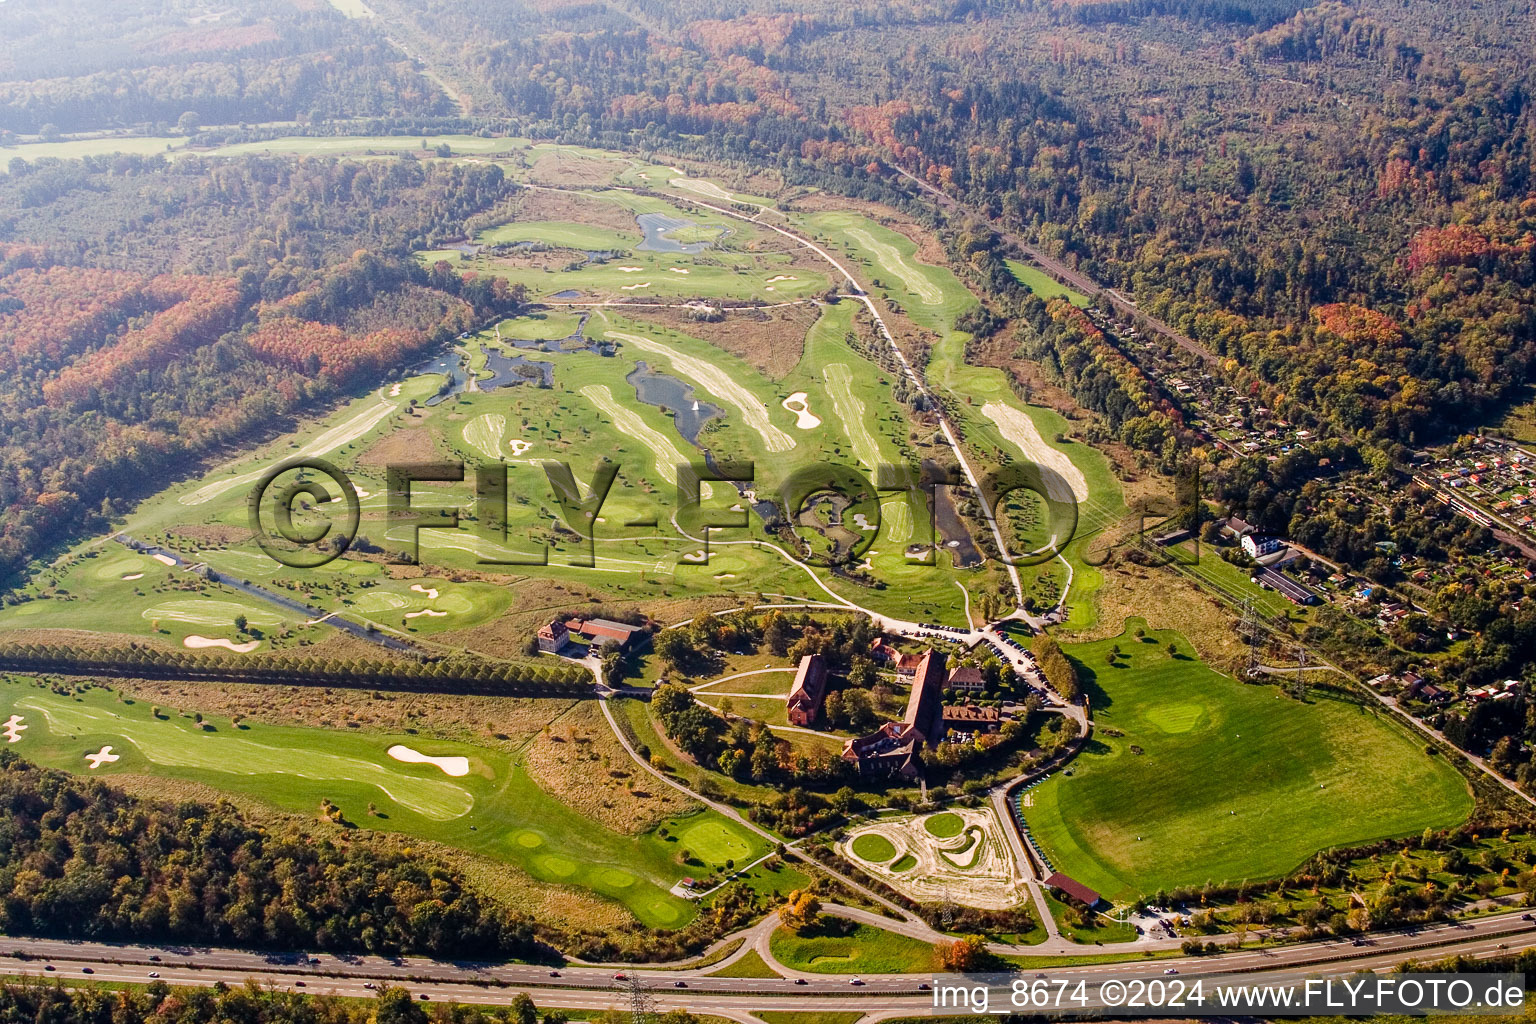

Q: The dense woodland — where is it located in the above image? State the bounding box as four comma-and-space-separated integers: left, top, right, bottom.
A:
0, 0, 449, 133
0, 155, 524, 589
0, 750, 551, 958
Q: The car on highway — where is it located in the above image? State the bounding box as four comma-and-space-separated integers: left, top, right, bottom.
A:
673, 981, 687, 988
918, 982, 931, 991
1163, 968, 1178, 975
849, 977, 864, 986
295, 982, 306, 988
549, 970, 561, 978
148, 955, 161, 962
364, 983, 375, 990
44, 965, 55, 972
81, 968, 93, 974
794, 978, 807, 985
148, 972, 160, 979
418, 994, 429, 1001
613, 973, 627, 981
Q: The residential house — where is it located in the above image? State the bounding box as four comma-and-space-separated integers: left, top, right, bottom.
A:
536, 619, 571, 654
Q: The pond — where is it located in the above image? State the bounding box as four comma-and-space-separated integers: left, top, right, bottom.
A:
479, 345, 553, 389
636, 213, 715, 254
626, 361, 722, 444
416, 350, 470, 406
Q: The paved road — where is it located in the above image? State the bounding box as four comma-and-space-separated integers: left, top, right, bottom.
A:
3, 910, 1532, 1017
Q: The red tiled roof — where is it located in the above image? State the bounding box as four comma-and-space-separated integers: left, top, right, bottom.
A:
1045, 872, 1102, 907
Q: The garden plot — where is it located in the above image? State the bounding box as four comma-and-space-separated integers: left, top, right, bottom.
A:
840, 808, 1027, 910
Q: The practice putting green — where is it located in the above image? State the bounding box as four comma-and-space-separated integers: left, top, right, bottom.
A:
1022, 622, 1473, 901
923, 812, 965, 838
851, 833, 898, 863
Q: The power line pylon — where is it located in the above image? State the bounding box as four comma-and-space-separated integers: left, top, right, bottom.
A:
623, 973, 654, 1024
1240, 598, 1262, 678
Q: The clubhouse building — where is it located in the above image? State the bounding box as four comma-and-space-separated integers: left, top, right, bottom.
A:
841, 648, 947, 777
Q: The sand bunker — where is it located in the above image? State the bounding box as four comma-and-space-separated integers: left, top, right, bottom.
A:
85, 745, 120, 769
409, 583, 440, 599
507, 439, 533, 456
183, 635, 261, 653
404, 609, 448, 619
122, 573, 144, 581
980, 402, 1090, 503
388, 744, 470, 777
2, 715, 25, 743
766, 275, 798, 284
617, 266, 644, 272
151, 553, 176, 566
781, 392, 822, 429
354, 485, 372, 499
620, 282, 651, 291
852, 512, 878, 532
388, 382, 403, 396
667, 267, 690, 274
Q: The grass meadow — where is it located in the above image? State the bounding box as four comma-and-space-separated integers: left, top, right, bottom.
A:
1021, 620, 1473, 902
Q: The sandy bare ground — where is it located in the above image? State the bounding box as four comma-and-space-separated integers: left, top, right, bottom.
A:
781, 392, 821, 429
668, 176, 735, 202
981, 401, 1090, 503
824, 363, 883, 470
578, 384, 715, 498
846, 226, 943, 305
183, 635, 261, 653
387, 744, 470, 777
463, 413, 506, 460
840, 807, 1027, 910
180, 396, 398, 506
606, 330, 796, 452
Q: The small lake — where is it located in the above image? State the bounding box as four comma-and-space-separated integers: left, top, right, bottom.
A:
416, 350, 469, 406
480, 345, 553, 389
626, 361, 721, 443
636, 213, 713, 254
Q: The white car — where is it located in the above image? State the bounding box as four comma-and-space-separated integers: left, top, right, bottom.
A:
1163, 968, 1179, 975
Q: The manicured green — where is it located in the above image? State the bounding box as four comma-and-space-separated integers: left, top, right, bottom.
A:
923, 811, 965, 838
1022, 621, 1473, 901
851, 833, 899, 863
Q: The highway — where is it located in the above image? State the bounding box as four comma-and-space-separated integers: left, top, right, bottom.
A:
3, 908, 1533, 1019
